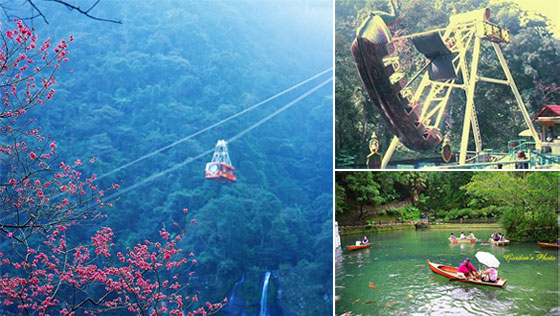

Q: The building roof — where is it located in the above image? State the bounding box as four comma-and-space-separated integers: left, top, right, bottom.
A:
532, 105, 560, 121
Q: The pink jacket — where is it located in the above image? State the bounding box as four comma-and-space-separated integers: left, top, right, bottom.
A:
458, 261, 476, 274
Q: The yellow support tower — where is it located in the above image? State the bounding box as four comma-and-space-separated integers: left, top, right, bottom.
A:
376, 7, 540, 168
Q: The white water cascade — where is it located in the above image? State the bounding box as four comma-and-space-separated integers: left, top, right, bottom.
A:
259, 272, 272, 316
229, 273, 245, 303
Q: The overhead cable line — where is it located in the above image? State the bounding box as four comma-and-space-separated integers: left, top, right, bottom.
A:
101, 77, 332, 202
95, 68, 333, 181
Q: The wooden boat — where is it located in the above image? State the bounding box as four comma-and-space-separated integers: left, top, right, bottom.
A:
346, 243, 373, 251
489, 238, 510, 246
537, 242, 559, 249
427, 260, 507, 288
449, 238, 476, 244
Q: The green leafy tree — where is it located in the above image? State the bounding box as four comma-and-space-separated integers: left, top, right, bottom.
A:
463, 172, 559, 240
335, 182, 347, 214
398, 172, 428, 202
344, 172, 385, 219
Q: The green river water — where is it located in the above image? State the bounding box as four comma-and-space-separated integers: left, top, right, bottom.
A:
335, 229, 559, 316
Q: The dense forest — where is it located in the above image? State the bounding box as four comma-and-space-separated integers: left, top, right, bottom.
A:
335, 0, 560, 167
0, 1, 333, 315
336, 171, 559, 241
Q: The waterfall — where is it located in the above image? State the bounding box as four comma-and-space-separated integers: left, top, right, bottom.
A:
259, 271, 271, 316
229, 273, 245, 302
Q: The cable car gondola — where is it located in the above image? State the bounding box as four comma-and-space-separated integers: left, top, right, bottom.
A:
205, 140, 236, 183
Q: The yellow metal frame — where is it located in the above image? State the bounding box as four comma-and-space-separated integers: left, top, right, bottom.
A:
380, 12, 540, 168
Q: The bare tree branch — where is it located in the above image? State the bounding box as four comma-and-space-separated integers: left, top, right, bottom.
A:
26, 0, 48, 24
45, 0, 121, 24
0, 0, 121, 24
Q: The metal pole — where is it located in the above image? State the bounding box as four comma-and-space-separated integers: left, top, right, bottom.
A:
413, 73, 430, 101
491, 42, 541, 149
391, 27, 448, 41
459, 35, 482, 165
434, 82, 455, 127
381, 136, 400, 168
402, 61, 431, 91
470, 100, 483, 153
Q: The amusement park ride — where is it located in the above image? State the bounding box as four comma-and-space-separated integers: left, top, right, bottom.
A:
352, 7, 559, 168
205, 140, 236, 182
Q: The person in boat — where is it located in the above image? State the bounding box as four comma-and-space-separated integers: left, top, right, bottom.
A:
356, 238, 362, 246
493, 232, 501, 241
467, 232, 476, 240
457, 258, 477, 280
460, 232, 466, 239
491, 231, 497, 240
499, 233, 506, 242
449, 233, 457, 240
481, 265, 498, 283
362, 236, 369, 244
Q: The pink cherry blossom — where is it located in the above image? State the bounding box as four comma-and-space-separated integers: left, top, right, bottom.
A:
0, 21, 224, 315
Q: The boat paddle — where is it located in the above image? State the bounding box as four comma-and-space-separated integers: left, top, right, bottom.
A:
449, 276, 479, 282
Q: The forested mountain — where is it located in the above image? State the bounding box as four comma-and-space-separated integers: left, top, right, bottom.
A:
336, 0, 560, 167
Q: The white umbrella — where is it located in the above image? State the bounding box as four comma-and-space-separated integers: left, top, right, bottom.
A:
475, 251, 500, 268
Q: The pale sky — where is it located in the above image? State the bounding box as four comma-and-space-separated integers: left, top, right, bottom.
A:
490, 0, 560, 37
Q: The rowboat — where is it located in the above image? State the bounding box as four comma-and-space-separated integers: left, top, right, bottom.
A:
346, 243, 372, 251
489, 238, 510, 246
427, 260, 507, 288
449, 238, 476, 243
537, 242, 559, 249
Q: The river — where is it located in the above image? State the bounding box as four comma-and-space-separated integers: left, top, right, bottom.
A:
335, 228, 559, 316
